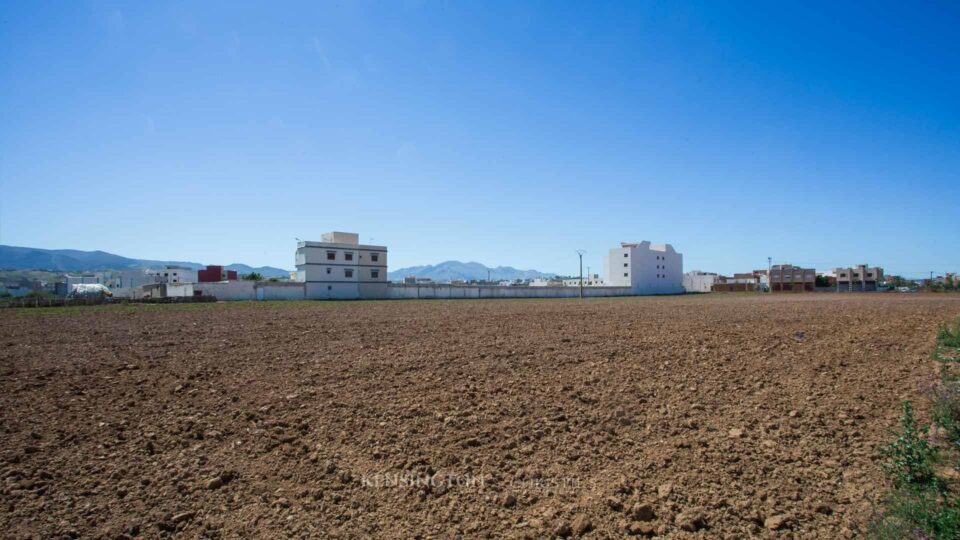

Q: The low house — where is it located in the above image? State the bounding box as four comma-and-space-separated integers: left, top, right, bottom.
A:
561, 274, 606, 287
143, 282, 195, 299
710, 271, 767, 292
683, 271, 719, 293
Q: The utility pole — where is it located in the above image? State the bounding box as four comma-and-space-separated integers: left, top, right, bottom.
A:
576, 250, 586, 299
767, 256, 772, 293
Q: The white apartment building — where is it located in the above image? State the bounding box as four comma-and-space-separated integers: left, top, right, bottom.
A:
604, 241, 683, 295
683, 270, 719, 293
295, 231, 388, 299
152, 266, 198, 284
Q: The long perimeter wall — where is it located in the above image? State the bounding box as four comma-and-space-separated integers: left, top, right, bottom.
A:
193, 282, 637, 301
387, 284, 634, 300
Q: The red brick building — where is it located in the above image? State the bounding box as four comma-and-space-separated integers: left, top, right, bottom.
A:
198, 265, 238, 283
769, 264, 815, 292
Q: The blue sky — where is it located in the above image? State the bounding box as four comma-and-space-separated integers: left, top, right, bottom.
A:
1, 1, 958, 278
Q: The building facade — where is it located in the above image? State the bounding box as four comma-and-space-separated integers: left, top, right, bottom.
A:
683, 271, 719, 293
198, 265, 239, 283
152, 266, 198, 284
529, 277, 562, 287
603, 241, 683, 295
295, 231, 388, 299
833, 264, 883, 292
769, 264, 815, 292
711, 270, 769, 292
560, 274, 606, 287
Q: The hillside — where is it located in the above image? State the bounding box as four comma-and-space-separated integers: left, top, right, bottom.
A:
388, 260, 554, 282
0, 245, 290, 278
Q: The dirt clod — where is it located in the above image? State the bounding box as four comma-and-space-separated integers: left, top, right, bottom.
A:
764, 513, 791, 530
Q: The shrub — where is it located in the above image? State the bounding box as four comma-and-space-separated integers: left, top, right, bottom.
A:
870, 488, 960, 540
932, 381, 960, 449
938, 319, 960, 349
880, 402, 942, 492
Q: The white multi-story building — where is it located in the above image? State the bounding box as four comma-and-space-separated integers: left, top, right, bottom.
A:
295, 232, 388, 299
152, 266, 198, 284
683, 270, 719, 293
603, 241, 683, 295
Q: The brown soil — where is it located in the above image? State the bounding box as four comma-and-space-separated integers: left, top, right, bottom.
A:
1, 294, 959, 538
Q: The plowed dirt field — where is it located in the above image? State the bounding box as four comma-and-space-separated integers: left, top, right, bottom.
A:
2, 294, 959, 538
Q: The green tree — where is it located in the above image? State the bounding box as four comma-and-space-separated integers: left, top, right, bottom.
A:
241, 272, 264, 281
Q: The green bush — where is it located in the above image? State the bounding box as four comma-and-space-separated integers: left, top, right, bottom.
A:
870, 488, 960, 540
881, 402, 942, 492
938, 319, 960, 349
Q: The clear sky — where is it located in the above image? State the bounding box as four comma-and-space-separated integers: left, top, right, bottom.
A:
1, 1, 958, 278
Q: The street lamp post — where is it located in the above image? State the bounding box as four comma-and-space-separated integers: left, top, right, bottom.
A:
576, 250, 586, 299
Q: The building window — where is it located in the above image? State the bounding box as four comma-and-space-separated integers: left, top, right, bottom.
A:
345, 269, 354, 278
328, 285, 332, 290
623, 263, 628, 267
327, 251, 336, 260
371, 253, 379, 262
371, 270, 379, 279
623, 253, 628, 258
624, 273, 628, 277
345, 252, 354, 261
326, 267, 331, 274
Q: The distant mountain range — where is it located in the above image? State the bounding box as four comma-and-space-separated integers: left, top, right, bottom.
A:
0, 245, 290, 278
388, 260, 555, 282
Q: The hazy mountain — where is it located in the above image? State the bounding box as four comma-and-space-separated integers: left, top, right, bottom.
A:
388, 260, 555, 282
0, 245, 290, 278
224, 263, 291, 278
